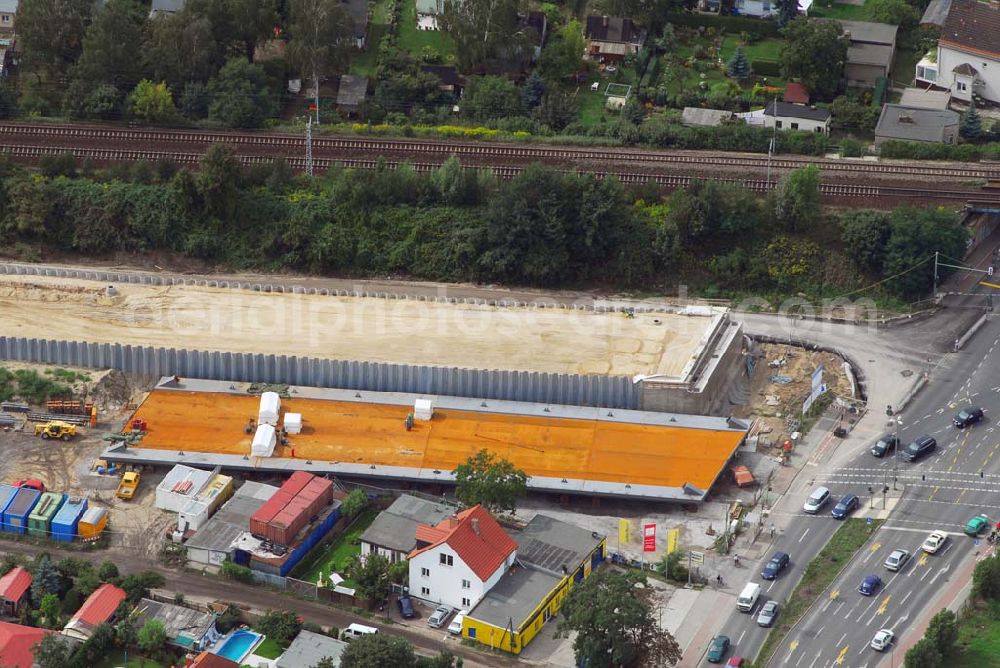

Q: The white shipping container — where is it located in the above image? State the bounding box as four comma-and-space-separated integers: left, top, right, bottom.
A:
259, 392, 281, 426
284, 412, 302, 434
414, 398, 434, 421
252, 424, 277, 457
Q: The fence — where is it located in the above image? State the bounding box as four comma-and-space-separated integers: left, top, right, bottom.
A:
0, 336, 640, 409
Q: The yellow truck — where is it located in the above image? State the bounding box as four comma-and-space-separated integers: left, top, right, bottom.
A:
116, 471, 140, 500
34, 421, 78, 440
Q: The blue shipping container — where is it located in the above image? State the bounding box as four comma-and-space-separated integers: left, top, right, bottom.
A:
0, 485, 19, 531
51, 496, 89, 542
3, 488, 41, 534
279, 504, 342, 577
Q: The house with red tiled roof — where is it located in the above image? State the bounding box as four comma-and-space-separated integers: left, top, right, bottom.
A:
187, 650, 240, 667
62, 583, 127, 641
936, 0, 1000, 103
0, 567, 31, 617
0, 620, 52, 667
408, 505, 517, 611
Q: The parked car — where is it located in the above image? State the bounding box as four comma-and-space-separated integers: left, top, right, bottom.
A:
447, 610, 467, 635
707, 635, 730, 663
756, 600, 779, 627
900, 435, 936, 462
803, 486, 831, 514
831, 494, 859, 519
883, 549, 910, 572
726, 657, 745, 667
858, 574, 882, 596
761, 552, 790, 580
922, 530, 949, 554
965, 514, 990, 536
397, 596, 415, 619
13, 479, 45, 493
871, 435, 898, 458
427, 605, 452, 628
954, 406, 984, 428
871, 629, 894, 651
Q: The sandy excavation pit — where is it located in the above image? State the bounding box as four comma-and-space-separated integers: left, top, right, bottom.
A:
0, 275, 718, 377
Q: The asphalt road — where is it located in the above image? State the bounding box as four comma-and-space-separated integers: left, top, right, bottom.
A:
703, 315, 1000, 667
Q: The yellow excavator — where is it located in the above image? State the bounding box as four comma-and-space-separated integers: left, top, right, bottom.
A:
33, 421, 78, 440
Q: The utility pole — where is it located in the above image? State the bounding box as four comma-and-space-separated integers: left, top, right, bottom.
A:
305, 117, 314, 177
934, 251, 940, 294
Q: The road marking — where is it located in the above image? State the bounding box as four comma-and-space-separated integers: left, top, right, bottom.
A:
800, 528, 811, 543
790, 639, 799, 653
808, 651, 821, 668
837, 633, 847, 646
830, 589, 840, 600
738, 630, 746, 645
835, 645, 850, 665
768, 581, 776, 592
930, 565, 951, 585
901, 590, 913, 606
917, 551, 929, 567
878, 595, 891, 615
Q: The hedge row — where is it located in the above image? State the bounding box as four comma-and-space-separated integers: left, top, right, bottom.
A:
878, 140, 1000, 161
665, 12, 782, 38
752, 59, 782, 77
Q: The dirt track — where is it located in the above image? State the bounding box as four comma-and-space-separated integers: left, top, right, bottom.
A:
0, 274, 716, 377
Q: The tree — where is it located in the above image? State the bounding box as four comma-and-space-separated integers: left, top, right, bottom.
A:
312, 658, 337, 668
137, 619, 167, 657
341, 488, 368, 518
340, 633, 418, 668
198, 143, 243, 220
537, 20, 586, 82
31, 556, 63, 604
97, 561, 119, 582
39, 593, 61, 629
773, 0, 799, 27
522, 71, 545, 110
71, 0, 148, 92
257, 610, 302, 646
961, 101, 983, 139
924, 609, 958, 656
347, 553, 391, 604
779, 18, 848, 100
118, 571, 165, 603
867, 0, 919, 30
227, 0, 279, 63
973, 554, 1000, 600
883, 207, 967, 297
452, 449, 528, 514
559, 570, 682, 668
128, 80, 178, 123
840, 209, 891, 273
438, 0, 529, 72
904, 637, 943, 668
462, 76, 522, 121
14, 0, 92, 80
32, 634, 70, 668
285, 0, 349, 119
206, 57, 279, 128
145, 9, 221, 92
771, 164, 821, 232
533, 89, 580, 131
726, 47, 750, 80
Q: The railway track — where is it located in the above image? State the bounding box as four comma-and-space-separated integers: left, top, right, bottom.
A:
2, 122, 999, 181
0, 143, 983, 202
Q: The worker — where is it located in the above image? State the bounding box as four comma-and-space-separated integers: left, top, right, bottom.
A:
733, 554, 740, 567
770, 523, 776, 538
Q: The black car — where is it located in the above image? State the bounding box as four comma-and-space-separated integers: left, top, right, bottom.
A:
397, 595, 415, 619
871, 435, 899, 457
831, 494, 860, 519
761, 551, 790, 580
954, 406, 984, 428
900, 435, 936, 462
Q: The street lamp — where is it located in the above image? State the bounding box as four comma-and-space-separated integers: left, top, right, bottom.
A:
886, 406, 902, 491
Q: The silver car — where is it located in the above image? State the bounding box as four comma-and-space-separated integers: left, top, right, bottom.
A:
427, 605, 452, 628
756, 600, 779, 627
884, 549, 910, 572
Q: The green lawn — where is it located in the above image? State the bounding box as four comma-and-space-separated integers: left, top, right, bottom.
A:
952, 599, 1000, 667
808, 0, 871, 20
253, 636, 286, 659
578, 81, 615, 126
720, 36, 784, 63
890, 48, 921, 87
350, 0, 392, 77
399, 0, 456, 61
292, 508, 379, 585
755, 518, 883, 665
93, 652, 167, 668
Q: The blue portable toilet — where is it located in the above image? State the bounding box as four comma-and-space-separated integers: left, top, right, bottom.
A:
51, 496, 89, 542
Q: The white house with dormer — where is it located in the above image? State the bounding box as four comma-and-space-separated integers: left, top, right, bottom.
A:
407, 505, 517, 612
916, 0, 1000, 105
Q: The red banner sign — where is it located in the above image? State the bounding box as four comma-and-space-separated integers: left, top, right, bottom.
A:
643, 523, 656, 552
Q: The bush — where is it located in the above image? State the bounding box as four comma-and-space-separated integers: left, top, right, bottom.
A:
221, 559, 254, 584
751, 59, 782, 77
665, 12, 781, 37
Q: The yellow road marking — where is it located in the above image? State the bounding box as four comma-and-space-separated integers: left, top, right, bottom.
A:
790, 640, 799, 652
928, 486, 939, 501
830, 589, 840, 600
835, 645, 850, 665
918, 552, 929, 567
878, 595, 891, 615
869, 543, 881, 554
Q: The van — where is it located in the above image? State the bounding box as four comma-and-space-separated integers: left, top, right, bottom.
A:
448, 610, 467, 635
802, 486, 831, 514
342, 623, 378, 641
737, 582, 761, 613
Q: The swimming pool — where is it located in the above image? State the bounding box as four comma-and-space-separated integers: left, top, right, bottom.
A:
215, 629, 262, 663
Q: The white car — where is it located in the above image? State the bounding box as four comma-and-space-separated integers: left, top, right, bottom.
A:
447, 610, 467, 635
871, 628, 894, 651
884, 549, 910, 572
922, 530, 949, 554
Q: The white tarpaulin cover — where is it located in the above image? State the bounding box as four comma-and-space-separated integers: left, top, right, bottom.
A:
259, 392, 281, 425
252, 423, 277, 457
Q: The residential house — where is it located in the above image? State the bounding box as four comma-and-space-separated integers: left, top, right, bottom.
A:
875, 104, 959, 145
336, 75, 368, 116
921, 0, 953, 27
934, 0, 1000, 103
837, 20, 898, 87
733, 0, 813, 18
0, 621, 52, 668
62, 583, 127, 641
275, 630, 348, 668
681, 107, 735, 127
360, 494, 459, 563
463, 515, 606, 655
408, 505, 518, 611
0, 0, 16, 34
783, 82, 811, 105
343, 0, 369, 49
132, 598, 221, 651
421, 65, 465, 97
186, 481, 277, 568
149, 0, 185, 19
763, 101, 831, 134
0, 567, 31, 617
416, 0, 444, 30
189, 651, 240, 668
585, 15, 645, 64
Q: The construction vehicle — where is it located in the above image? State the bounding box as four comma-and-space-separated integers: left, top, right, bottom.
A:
116, 471, 140, 500
33, 421, 78, 440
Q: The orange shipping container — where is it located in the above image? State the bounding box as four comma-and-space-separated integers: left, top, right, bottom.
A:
77, 507, 108, 540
